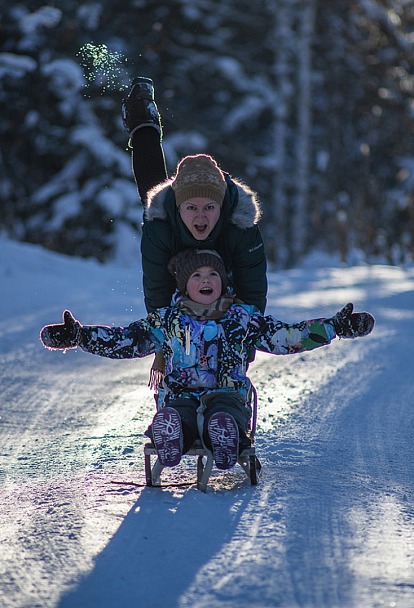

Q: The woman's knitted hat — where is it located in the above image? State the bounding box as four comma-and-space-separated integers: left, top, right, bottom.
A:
168, 249, 229, 295
172, 154, 226, 207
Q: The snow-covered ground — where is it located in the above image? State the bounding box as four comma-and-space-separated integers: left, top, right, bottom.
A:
1, 237, 414, 608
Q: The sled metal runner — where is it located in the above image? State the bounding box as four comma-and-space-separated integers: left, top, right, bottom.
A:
144, 385, 262, 492
144, 442, 261, 492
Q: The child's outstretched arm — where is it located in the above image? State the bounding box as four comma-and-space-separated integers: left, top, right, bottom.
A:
251, 302, 375, 355
40, 310, 163, 359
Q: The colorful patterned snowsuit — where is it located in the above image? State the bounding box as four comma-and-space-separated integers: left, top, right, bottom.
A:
77, 301, 336, 451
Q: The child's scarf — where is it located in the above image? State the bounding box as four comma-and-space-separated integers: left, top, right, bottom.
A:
177, 293, 235, 320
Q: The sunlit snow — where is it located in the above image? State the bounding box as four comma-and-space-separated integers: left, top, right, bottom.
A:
1, 237, 414, 608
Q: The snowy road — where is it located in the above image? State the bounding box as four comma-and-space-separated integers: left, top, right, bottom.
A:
1, 240, 414, 608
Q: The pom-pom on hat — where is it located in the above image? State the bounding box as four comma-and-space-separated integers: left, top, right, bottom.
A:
168, 249, 228, 295
172, 154, 226, 207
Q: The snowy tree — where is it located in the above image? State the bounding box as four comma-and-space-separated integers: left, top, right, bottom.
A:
311, 0, 414, 264
0, 3, 138, 262
264, 0, 317, 266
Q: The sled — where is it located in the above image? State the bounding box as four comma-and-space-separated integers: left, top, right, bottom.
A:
144, 385, 262, 492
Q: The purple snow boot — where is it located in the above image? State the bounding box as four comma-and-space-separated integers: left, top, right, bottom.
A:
151, 407, 183, 467
208, 412, 239, 470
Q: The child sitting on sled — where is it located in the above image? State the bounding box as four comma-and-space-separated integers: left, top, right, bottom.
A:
40, 249, 375, 471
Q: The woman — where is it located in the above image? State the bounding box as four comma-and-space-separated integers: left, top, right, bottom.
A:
122, 77, 267, 313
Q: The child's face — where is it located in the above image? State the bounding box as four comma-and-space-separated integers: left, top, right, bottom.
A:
186, 266, 222, 304
178, 198, 221, 240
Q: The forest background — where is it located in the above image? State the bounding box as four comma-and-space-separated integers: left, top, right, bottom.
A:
1, 0, 414, 268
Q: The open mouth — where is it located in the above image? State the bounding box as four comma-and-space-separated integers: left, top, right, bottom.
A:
199, 287, 213, 295
194, 224, 208, 234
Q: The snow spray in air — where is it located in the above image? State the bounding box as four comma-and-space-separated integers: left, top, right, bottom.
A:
77, 43, 129, 92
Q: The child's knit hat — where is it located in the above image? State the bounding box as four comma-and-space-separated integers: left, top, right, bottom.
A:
172, 154, 226, 207
168, 249, 228, 295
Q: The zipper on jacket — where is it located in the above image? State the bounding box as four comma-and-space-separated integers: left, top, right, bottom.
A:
185, 324, 191, 355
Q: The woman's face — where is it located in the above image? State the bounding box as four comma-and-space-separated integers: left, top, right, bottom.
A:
186, 266, 222, 304
178, 198, 221, 240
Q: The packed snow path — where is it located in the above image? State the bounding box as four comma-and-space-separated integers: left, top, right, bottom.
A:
1, 240, 414, 608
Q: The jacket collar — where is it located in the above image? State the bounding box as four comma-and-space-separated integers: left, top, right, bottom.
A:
144, 174, 262, 229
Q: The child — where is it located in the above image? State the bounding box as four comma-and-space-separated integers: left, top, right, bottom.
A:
121, 77, 267, 314
40, 249, 375, 471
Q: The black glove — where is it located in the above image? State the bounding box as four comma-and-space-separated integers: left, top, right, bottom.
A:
40, 310, 81, 349
331, 303, 375, 339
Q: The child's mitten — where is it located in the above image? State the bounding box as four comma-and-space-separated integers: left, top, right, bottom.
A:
331, 303, 375, 339
40, 310, 81, 349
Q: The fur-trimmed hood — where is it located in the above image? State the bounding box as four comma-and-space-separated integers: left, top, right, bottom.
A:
144, 176, 262, 228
